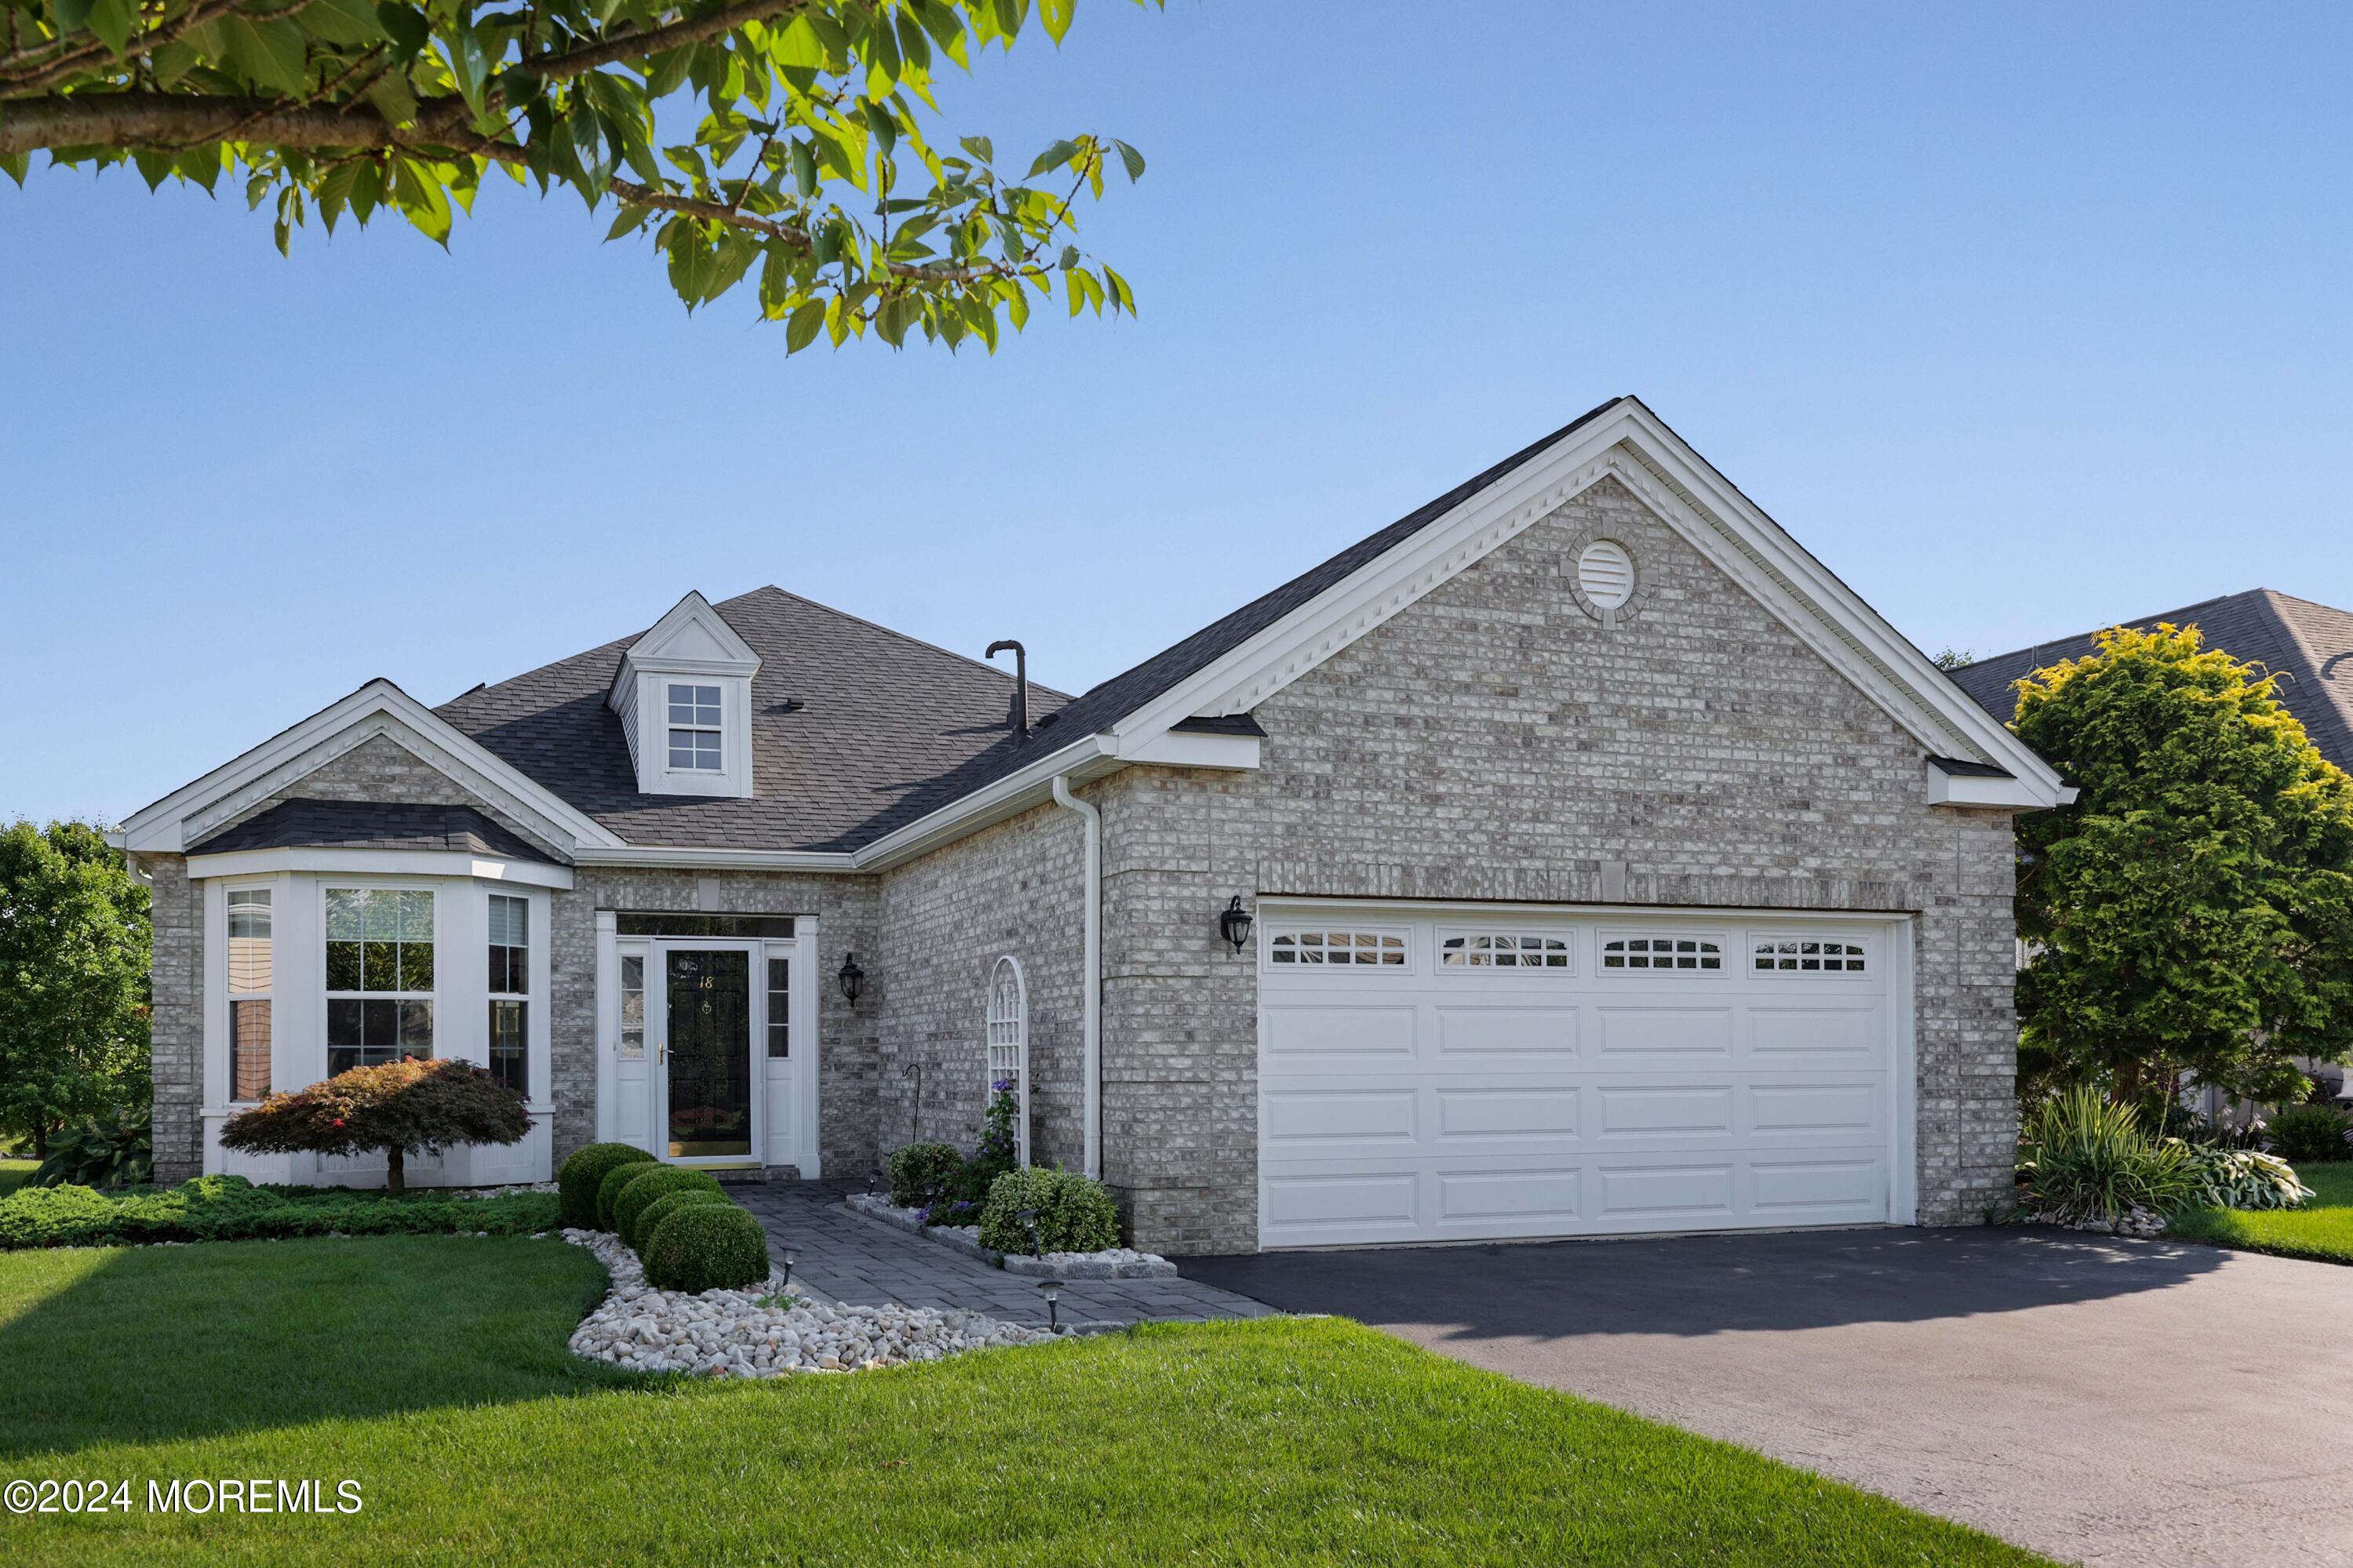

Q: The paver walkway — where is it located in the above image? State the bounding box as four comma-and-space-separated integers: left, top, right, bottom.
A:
738, 1179, 1276, 1330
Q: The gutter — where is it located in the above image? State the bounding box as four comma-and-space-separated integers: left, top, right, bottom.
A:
1050, 773, 1102, 1181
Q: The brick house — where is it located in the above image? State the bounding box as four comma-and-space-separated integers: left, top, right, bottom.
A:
115, 397, 2070, 1255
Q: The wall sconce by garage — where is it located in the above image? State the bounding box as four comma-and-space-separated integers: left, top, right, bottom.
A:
1218, 897, 1255, 955
837, 952, 866, 1006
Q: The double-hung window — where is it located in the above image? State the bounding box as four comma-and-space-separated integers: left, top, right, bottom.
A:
487, 895, 529, 1094
226, 888, 273, 1101
667, 683, 723, 771
326, 889, 435, 1074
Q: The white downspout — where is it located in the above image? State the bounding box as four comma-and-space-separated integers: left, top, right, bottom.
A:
1051, 774, 1102, 1180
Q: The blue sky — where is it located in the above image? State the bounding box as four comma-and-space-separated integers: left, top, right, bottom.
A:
4, 1, 2348, 825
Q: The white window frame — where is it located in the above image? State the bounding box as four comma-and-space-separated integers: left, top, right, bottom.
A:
664, 682, 725, 773
486, 893, 530, 1096
322, 884, 441, 1075
1437, 928, 1576, 972
1748, 933, 1872, 977
1597, 930, 1728, 974
224, 884, 276, 1104
1262, 924, 1412, 971
985, 955, 1029, 1167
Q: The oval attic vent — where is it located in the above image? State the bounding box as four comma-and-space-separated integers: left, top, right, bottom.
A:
1576, 540, 1635, 610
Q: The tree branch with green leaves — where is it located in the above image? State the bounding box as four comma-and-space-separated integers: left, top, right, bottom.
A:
0, 0, 1153, 349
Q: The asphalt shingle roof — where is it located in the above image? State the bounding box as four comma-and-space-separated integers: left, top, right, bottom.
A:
428, 399, 1626, 853
191, 799, 559, 863
434, 588, 1069, 853
1949, 588, 2353, 771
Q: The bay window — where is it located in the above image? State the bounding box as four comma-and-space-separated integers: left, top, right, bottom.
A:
488, 893, 529, 1094
326, 888, 435, 1074
226, 887, 273, 1101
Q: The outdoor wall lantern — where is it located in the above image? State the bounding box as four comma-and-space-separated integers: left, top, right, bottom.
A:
1218, 897, 1255, 955
838, 952, 866, 1006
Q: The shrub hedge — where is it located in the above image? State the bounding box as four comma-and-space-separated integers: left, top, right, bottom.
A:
559, 1143, 657, 1228
642, 1202, 770, 1292
976, 1166, 1120, 1255
2016, 1088, 2198, 1221
2267, 1104, 2352, 1164
632, 1189, 734, 1258
887, 1142, 965, 1210
596, 1159, 658, 1230
0, 1174, 559, 1250
614, 1167, 727, 1248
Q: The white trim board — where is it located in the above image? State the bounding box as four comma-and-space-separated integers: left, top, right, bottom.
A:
1105, 398, 2068, 810
115, 679, 624, 856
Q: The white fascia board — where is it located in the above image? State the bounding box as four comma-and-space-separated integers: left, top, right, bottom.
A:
1613, 402, 2071, 806
1925, 765, 2077, 810
1116, 729, 1262, 769
184, 847, 576, 888
572, 846, 858, 872
851, 734, 1116, 873
116, 680, 624, 855
1106, 397, 2069, 811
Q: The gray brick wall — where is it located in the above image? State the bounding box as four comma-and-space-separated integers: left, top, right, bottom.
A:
147, 856, 202, 1184
210, 733, 566, 861
1087, 475, 2022, 1253
874, 800, 1090, 1172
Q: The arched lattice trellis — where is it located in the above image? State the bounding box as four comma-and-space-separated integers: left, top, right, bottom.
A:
985, 955, 1030, 1166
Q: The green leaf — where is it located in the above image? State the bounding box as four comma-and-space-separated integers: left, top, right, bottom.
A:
1039, 0, 1073, 44
221, 16, 311, 96
305, 0, 390, 47
375, 2, 429, 56
1027, 138, 1078, 177
392, 157, 453, 247
865, 101, 898, 158
785, 298, 825, 351
349, 158, 384, 223
789, 138, 818, 197
2, 151, 34, 188
958, 135, 994, 166
605, 203, 654, 242
172, 145, 222, 195
1110, 139, 1146, 182
85, 0, 138, 57
52, 0, 94, 34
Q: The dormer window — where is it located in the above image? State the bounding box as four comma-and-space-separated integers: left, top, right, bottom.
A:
608, 591, 761, 799
666, 684, 724, 771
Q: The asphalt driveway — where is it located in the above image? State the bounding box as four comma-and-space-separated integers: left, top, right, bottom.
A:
1185, 1228, 2353, 1568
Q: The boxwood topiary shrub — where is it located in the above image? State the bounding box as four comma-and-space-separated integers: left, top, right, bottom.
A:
559, 1143, 657, 1228
632, 1189, 735, 1258
643, 1202, 770, 1292
614, 1166, 727, 1248
976, 1167, 1120, 1256
596, 1159, 657, 1230
887, 1141, 966, 1210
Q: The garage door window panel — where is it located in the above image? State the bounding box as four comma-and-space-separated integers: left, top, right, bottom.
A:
1601, 934, 1723, 972
1440, 932, 1572, 970
1753, 937, 1868, 974
1267, 928, 1408, 968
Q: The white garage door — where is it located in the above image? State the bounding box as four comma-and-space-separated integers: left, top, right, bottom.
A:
1256, 902, 1911, 1247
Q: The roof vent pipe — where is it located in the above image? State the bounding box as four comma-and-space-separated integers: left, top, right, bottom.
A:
986, 639, 1029, 735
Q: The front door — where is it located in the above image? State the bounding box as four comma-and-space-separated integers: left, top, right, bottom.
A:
661, 947, 754, 1161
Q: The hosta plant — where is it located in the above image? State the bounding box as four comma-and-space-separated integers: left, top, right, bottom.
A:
28, 1106, 152, 1191
2179, 1146, 2311, 1213
2016, 1087, 2201, 1223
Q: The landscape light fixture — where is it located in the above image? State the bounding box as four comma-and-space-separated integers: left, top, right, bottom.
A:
1036, 1279, 1063, 1335
837, 952, 865, 1006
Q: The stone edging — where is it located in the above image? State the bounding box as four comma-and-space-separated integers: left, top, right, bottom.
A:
842, 1192, 1180, 1279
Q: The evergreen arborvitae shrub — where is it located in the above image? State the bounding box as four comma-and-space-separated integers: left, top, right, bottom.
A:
643, 1202, 770, 1292
559, 1143, 657, 1228
614, 1166, 727, 1247
632, 1189, 734, 1258
976, 1167, 1120, 1255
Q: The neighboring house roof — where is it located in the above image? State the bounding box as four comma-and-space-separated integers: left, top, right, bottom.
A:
1949, 589, 2353, 771
434, 586, 1069, 853
191, 799, 560, 864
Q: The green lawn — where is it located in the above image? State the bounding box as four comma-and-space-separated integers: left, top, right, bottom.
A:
2169, 1161, 2353, 1264
0, 1159, 34, 1199
0, 1238, 2052, 1567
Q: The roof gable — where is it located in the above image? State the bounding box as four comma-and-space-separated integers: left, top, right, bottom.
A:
1951, 588, 2353, 771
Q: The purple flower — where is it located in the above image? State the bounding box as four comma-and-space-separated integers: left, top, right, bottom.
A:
992, 1079, 1015, 1093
